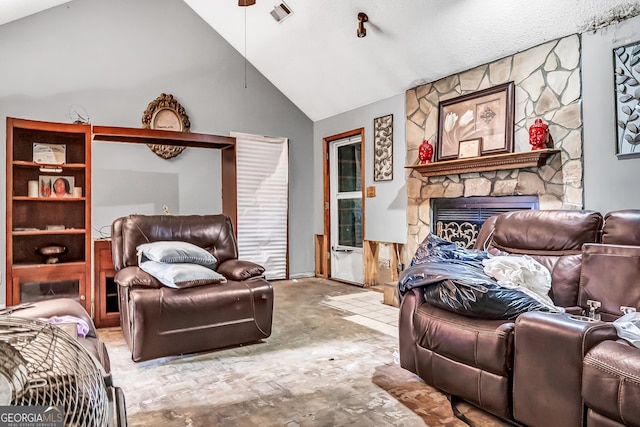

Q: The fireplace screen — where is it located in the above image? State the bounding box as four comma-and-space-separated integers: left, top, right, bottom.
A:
432, 196, 538, 248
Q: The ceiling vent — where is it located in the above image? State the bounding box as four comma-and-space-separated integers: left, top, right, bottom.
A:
270, 2, 293, 23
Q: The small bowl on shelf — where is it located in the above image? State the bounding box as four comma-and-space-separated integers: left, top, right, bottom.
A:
36, 244, 68, 264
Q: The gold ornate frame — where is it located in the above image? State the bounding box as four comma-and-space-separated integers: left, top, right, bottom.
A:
141, 93, 191, 159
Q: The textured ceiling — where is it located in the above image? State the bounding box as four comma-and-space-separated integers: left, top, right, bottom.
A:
2, 0, 639, 121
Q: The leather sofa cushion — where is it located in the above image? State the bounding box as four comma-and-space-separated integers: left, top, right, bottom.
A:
487, 210, 603, 308
602, 210, 640, 245
583, 340, 640, 426
415, 303, 515, 376
491, 210, 602, 253
579, 244, 640, 320
113, 214, 238, 270
217, 259, 265, 280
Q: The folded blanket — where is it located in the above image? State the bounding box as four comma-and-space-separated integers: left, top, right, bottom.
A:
399, 234, 563, 320
40, 315, 90, 338
482, 255, 559, 311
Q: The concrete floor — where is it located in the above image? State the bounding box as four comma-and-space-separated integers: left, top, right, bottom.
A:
98, 278, 508, 426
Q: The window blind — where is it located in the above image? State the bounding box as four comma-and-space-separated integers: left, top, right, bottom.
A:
231, 132, 289, 280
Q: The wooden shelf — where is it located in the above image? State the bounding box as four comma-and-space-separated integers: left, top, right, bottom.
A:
13, 229, 86, 236
13, 261, 86, 269
13, 160, 86, 169
92, 125, 235, 149
13, 197, 85, 201
405, 149, 560, 178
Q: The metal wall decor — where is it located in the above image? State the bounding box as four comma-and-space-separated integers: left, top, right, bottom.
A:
614, 41, 640, 158
141, 93, 191, 159
373, 114, 393, 181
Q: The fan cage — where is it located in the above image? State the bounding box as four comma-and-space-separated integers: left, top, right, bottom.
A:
0, 317, 110, 427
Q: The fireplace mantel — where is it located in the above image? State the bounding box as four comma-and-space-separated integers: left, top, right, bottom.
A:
406, 149, 560, 178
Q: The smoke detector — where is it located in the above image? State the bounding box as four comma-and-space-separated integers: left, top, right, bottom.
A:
270, 2, 293, 23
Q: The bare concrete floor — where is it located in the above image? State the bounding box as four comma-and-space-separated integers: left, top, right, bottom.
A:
98, 278, 509, 426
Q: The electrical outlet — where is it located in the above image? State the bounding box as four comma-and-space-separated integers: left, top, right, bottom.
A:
386, 259, 392, 269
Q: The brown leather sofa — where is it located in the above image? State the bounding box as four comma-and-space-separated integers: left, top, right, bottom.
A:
399, 209, 640, 427
111, 214, 274, 362
3, 298, 127, 425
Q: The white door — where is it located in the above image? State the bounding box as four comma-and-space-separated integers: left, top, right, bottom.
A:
330, 135, 364, 284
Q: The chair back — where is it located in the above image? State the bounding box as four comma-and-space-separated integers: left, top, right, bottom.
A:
578, 210, 640, 320
111, 214, 238, 271
484, 210, 603, 307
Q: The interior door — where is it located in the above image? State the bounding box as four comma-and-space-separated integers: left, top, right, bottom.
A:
329, 135, 364, 284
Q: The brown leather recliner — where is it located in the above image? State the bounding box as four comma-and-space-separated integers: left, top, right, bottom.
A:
399, 209, 640, 426
399, 210, 604, 421
111, 214, 274, 362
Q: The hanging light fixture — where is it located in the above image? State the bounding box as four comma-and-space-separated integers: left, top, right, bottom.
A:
357, 12, 368, 38
238, 0, 256, 6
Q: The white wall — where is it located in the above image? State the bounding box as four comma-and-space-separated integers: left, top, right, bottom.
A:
0, 0, 315, 304
582, 15, 640, 212
314, 93, 407, 244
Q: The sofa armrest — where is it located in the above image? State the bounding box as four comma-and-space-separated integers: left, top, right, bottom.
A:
513, 311, 618, 427
114, 266, 162, 289
563, 305, 584, 316
583, 340, 640, 425
217, 259, 265, 281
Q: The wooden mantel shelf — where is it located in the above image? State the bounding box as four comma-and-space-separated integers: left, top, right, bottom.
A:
405, 149, 560, 178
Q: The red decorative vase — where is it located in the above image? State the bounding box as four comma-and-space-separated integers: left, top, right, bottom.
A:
419, 139, 434, 164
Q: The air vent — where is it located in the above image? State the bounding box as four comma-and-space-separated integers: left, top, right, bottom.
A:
270, 2, 293, 23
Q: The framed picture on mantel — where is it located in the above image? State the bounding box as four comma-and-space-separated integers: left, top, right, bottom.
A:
437, 82, 515, 161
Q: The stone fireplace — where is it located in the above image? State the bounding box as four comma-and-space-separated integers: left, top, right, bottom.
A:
405, 34, 584, 259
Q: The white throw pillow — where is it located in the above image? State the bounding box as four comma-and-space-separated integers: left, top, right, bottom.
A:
139, 260, 227, 289
137, 241, 217, 269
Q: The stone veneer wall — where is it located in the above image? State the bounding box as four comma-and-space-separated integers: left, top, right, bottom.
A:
405, 34, 584, 258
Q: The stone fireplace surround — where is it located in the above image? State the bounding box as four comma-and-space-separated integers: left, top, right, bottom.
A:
405, 34, 584, 259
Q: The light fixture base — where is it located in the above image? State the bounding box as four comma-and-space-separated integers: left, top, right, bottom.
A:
357, 12, 368, 38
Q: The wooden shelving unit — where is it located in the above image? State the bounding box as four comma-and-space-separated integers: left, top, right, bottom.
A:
6, 117, 92, 311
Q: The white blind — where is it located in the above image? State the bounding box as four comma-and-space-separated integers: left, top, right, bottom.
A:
231, 132, 288, 280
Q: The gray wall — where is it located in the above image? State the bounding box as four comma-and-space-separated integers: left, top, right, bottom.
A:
583, 14, 640, 212
0, 0, 315, 303
314, 94, 407, 244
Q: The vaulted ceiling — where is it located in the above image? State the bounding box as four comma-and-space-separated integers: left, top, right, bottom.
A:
2, 0, 638, 121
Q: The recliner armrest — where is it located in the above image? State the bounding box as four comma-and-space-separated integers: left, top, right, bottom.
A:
114, 266, 162, 289
217, 259, 265, 280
